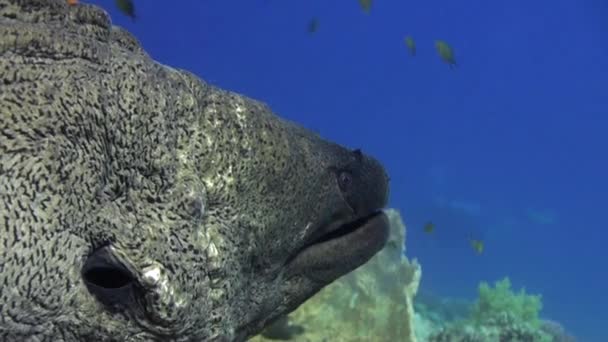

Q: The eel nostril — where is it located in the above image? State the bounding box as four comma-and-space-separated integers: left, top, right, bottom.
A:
337, 171, 353, 193
82, 246, 139, 309
83, 267, 133, 289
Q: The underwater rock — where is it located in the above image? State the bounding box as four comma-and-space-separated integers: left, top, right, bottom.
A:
252, 208, 422, 342
0, 0, 391, 341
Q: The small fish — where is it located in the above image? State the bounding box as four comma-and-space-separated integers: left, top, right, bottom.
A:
423, 221, 434, 234
67, 0, 78, 5
469, 237, 484, 254
307, 18, 319, 34
435, 40, 457, 68
404, 36, 416, 56
359, 0, 372, 14
261, 314, 305, 340
115, 0, 136, 21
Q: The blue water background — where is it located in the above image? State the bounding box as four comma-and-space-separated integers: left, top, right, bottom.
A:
92, 0, 607, 340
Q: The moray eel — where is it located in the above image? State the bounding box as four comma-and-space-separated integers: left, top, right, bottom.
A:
0, 1, 390, 341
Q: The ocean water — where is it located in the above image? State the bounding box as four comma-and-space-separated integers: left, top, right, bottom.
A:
94, 0, 607, 340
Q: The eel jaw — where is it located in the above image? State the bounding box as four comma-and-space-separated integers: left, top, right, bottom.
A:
287, 210, 390, 283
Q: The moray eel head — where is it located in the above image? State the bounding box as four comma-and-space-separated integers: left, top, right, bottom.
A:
0, 1, 390, 341
226, 119, 391, 339
285, 149, 390, 282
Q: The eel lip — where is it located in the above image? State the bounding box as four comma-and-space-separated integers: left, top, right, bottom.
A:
287, 211, 390, 280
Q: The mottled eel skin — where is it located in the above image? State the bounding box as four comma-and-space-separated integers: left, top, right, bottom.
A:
0, 1, 390, 341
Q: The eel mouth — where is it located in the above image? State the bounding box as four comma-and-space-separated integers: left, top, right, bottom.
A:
307, 211, 387, 247
287, 211, 390, 279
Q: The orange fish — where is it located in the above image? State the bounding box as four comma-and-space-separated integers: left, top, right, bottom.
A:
67, 0, 78, 5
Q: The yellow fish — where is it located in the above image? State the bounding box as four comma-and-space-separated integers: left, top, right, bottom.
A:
404, 36, 416, 56
435, 40, 457, 68
469, 238, 484, 254
423, 221, 434, 234
115, 0, 136, 21
359, 0, 372, 14
307, 18, 319, 34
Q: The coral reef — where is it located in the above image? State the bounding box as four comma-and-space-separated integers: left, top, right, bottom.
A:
428, 277, 552, 342
428, 312, 553, 342
415, 290, 473, 323
540, 320, 576, 342
413, 311, 444, 341
471, 277, 543, 327
250, 216, 577, 342
251, 209, 421, 342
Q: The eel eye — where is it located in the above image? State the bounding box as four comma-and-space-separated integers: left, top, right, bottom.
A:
337, 171, 353, 193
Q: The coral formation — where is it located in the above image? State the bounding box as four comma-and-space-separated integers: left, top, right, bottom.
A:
540, 320, 576, 342
251, 209, 421, 342
415, 290, 473, 323
471, 277, 543, 327
428, 277, 552, 342
249, 215, 577, 342
428, 313, 553, 342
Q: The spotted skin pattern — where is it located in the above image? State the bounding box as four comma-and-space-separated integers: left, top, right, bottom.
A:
0, 1, 390, 341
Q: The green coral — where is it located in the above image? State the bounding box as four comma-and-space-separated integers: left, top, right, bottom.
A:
471, 277, 543, 327
427, 277, 551, 342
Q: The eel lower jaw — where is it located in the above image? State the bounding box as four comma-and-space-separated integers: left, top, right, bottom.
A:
286, 211, 390, 282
